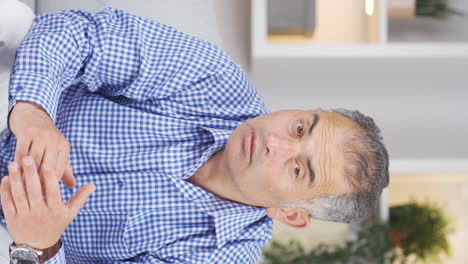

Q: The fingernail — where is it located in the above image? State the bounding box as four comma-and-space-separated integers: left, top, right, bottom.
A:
23, 157, 33, 166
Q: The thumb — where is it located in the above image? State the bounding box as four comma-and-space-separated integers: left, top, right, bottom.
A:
66, 183, 96, 217
62, 162, 76, 188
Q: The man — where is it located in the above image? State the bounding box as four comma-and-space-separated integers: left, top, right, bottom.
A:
0, 8, 389, 263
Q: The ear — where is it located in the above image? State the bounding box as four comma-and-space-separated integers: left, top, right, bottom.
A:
266, 207, 311, 229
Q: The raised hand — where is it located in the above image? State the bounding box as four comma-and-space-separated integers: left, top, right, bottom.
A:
0, 156, 95, 250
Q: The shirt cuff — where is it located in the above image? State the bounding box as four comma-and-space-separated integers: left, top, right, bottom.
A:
44, 243, 65, 264
8, 72, 60, 130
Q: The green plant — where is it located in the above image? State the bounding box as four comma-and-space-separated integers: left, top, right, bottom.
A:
416, 0, 464, 18
262, 217, 395, 264
262, 200, 455, 264
389, 200, 456, 263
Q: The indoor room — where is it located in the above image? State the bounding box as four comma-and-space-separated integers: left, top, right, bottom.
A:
0, 0, 467, 263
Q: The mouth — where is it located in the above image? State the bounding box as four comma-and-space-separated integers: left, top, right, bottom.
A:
243, 129, 256, 164
250, 130, 256, 162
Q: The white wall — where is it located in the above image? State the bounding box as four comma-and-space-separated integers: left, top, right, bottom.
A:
251, 58, 468, 159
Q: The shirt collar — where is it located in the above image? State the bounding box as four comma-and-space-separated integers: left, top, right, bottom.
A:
168, 124, 271, 248
168, 176, 270, 248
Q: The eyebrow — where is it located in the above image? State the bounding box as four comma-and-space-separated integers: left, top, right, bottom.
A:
306, 114, 319, 186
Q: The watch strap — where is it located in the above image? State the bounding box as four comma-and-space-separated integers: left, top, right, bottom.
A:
9, 240, 62, 264
38, 240, 62, 264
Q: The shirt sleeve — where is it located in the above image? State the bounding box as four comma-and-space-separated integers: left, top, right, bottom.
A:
8, 7, 231, 126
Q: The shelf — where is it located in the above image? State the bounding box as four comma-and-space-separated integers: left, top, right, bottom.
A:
390, 159, 468, 174
253, 42, 468, 58
252, 0, 468, 59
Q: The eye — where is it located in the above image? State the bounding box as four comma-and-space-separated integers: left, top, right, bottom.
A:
296, 122, 304, 136
294, 162, 301, 178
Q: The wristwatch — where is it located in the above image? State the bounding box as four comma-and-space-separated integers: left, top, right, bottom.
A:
9, 240, 62, 264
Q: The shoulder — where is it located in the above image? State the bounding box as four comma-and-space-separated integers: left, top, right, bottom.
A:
202, 61, 271, 121
205, 216, 273, 263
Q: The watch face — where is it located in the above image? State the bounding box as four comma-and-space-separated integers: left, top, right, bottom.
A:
10, 248, 39, 264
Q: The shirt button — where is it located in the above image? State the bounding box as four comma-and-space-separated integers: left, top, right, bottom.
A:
116, 180, 125, 188
16, 85, 23, 92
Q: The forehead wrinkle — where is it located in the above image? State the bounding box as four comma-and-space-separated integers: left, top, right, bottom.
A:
318, 112, 339, 195
323, 119, 333, 194
317, 117, 327, 192
326, 120, 337, 194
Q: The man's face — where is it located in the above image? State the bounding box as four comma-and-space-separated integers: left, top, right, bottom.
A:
222, 110, 360, 207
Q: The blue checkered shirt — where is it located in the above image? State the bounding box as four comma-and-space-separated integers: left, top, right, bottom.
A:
0, 8, 273, 263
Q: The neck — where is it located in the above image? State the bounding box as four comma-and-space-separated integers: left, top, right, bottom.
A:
188, 149, 249, 205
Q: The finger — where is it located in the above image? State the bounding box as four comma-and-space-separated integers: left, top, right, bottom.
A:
39, 147, 58, 193
43, 166, 62, 208
40, 145, 57, 174
55, 145, 69, 182
22, 157, 45, 208
14, 139, 31, 164
8, 162, 29, 212
0, 177, 16, 217
62, 162, 76, 188
28, 140, 46, 170
66, 184, 95, 217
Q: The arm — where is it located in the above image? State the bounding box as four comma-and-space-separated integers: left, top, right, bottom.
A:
9, 7, 225, 185
9, 7, 230, 122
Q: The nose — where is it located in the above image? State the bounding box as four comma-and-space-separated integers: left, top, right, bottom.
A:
265, 133, 297, 159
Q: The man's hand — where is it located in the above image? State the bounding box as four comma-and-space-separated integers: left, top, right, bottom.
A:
9, 101, 76, 188
0, 156, 95, 250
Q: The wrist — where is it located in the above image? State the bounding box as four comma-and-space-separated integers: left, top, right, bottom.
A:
9, 100, 53, 132
10, 240, 62, 264
14, 101, 47, 114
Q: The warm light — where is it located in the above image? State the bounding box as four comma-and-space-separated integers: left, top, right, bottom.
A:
365, 0, 374, 16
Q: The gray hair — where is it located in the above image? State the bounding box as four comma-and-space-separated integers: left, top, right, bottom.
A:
280, 108, 389, 223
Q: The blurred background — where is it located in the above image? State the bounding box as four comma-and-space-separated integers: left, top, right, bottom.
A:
4, 0, 468, 263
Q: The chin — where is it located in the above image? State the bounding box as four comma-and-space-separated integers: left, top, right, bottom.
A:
225, 130, 249, 169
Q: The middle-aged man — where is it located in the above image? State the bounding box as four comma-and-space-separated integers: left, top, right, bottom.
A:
0, 8, 389, 264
